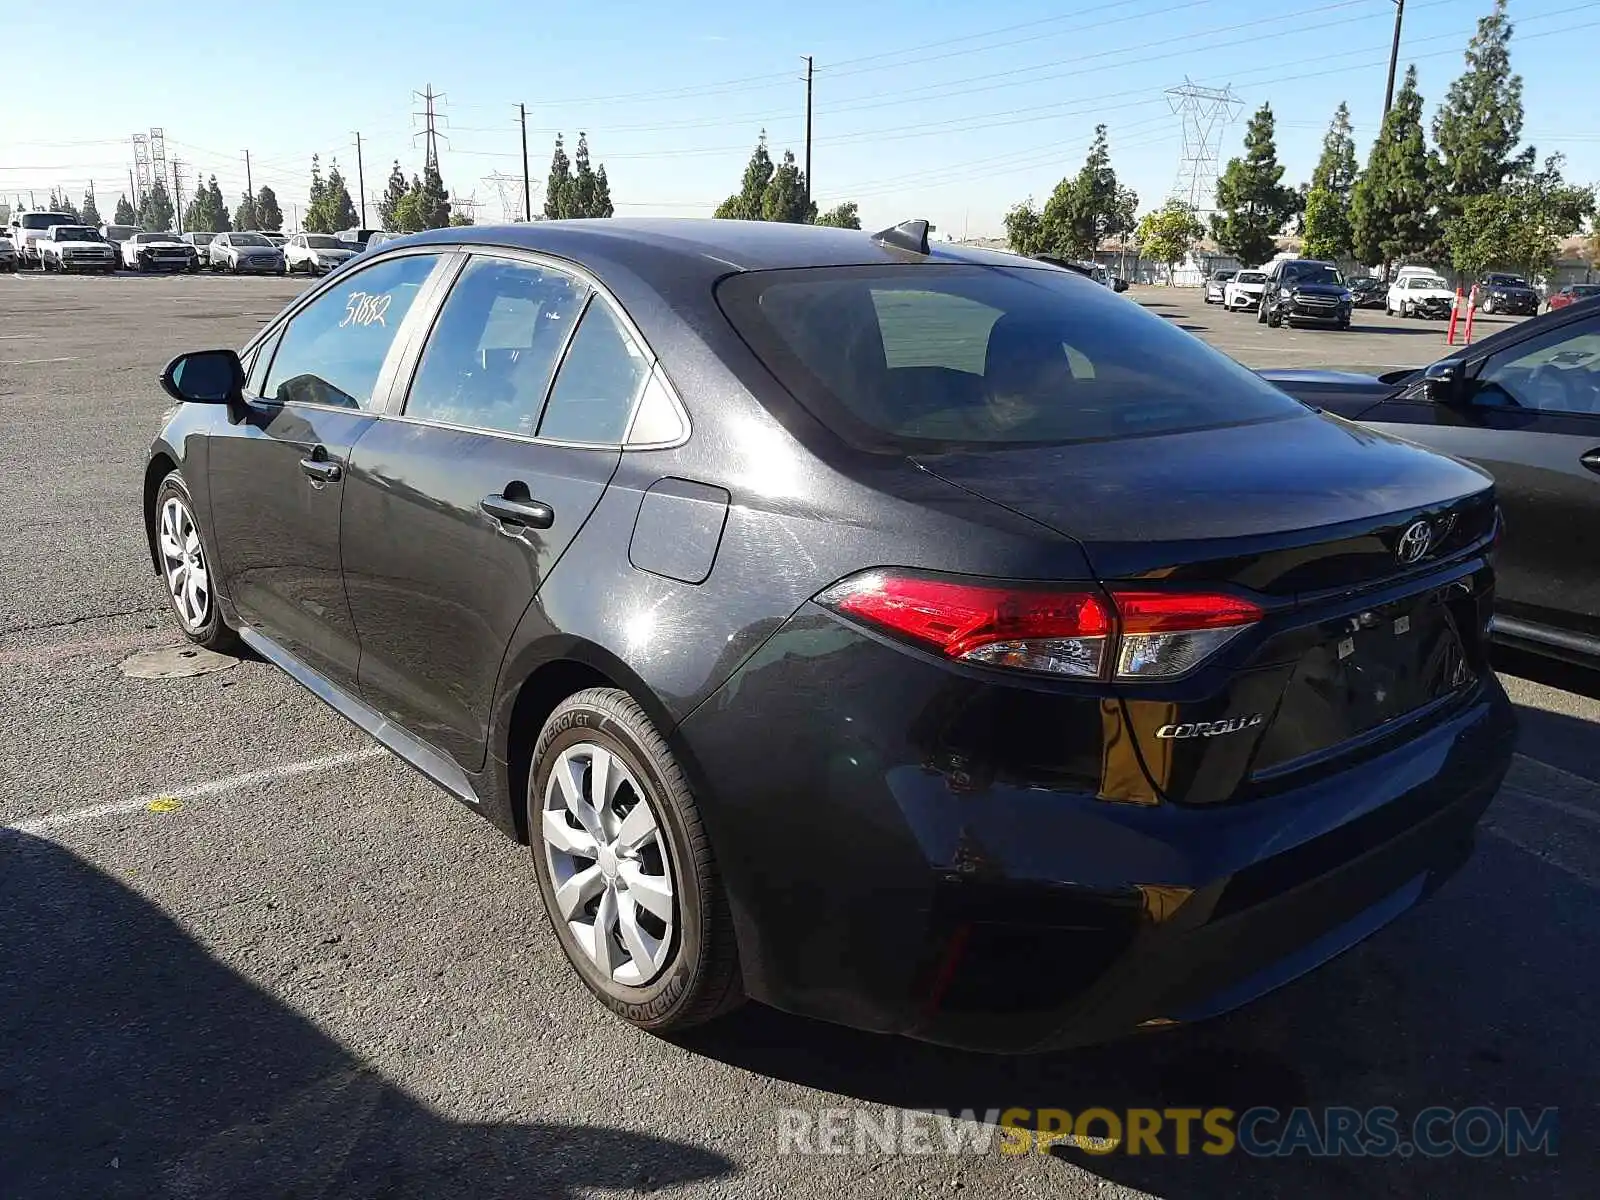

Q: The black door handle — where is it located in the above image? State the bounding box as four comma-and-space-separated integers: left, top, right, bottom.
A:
1581, 449, 1600, 474
299, 456, 342, 483
481, 493, 554, 530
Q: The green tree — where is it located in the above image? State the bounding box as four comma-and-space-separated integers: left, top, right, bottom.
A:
138, 179, 174, 232
1108, 184, 1139, 250
1447, 154, 1595, 278
234, 191, 258, 231
813, 201, 861, 229
324, 161, 360, 231
1003, 200, 1047, 256
1036, 124, 1124, 258
1211, 103, 1298, 266
205, 176, 231, 232
113, 194, 137, 226
378, 161, 408, 230
564, 133, 613, 219
183, 173, 210, 235
716, 133, 775, 220
1301, 103, 1358, 260
545, 135, 573, 220
392, 176, 427, 233
255, 185, 283, 232
304, 156, 330, 231
417, 161, 450, 229
450, 211, 475, 226
80, 184, 101, 228
48, 189, 80, 221
761, 148, 814, 223
1350, 66, 1441, 270
1136, 200, 1204, 282
1433, 0, 1533, 217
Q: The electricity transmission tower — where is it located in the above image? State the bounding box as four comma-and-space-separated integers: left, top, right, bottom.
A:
1165, 80, 1242, 219
132, 133, 151, 206
413, 85, 448, 173
482, 172, 532, 222
149, 128, 167, 200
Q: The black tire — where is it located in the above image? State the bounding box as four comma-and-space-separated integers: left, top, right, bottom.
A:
1267, 307, 1282, 328
526, 687, 743, 1033
152, 471, 239, 653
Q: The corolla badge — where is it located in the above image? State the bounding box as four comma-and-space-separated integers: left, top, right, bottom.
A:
1155, 714, 1264, 740
1396, 519, 1434, 565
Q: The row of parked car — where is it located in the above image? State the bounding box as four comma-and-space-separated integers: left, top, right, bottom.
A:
3, 209, 401, 276
1205, 260, 1592, 330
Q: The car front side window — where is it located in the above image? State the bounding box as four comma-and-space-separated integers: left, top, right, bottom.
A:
1476, 320, 1600, 414
262, 253, 441, 411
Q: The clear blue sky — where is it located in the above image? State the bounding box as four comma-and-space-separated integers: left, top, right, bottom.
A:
3, 0, 1595, 236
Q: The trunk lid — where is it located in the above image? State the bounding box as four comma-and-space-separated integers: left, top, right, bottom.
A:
914, 410, 1500, 804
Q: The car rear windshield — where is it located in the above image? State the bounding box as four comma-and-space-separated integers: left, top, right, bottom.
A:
21, 214, 74, 230
716, 263, 1307, 450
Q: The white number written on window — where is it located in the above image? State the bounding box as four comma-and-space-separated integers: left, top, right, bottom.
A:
340, 291, 393, 328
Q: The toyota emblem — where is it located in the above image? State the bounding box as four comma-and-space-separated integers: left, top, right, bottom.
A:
1396, 519, 1433, 564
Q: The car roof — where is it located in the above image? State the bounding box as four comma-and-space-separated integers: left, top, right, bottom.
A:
392, 217, 1046, 280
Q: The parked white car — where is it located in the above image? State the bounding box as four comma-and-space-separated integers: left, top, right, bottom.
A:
1386, 274, 1455, 319
1223, 269, 1269, 311
122, 230, 194, 273
37, 225, 117, 273
1203, 269, 1237, 304
7, 210, 78, 268
285, 233, 357, 275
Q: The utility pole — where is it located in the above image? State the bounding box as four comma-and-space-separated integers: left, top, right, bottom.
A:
519, 103, 532, 221
291, 202, 299, 231
352, 132, 367, 226
172, 158, 185, 233
1382, 0, 1406, 117
243, 149, 253, 204
801, 55, 814, 210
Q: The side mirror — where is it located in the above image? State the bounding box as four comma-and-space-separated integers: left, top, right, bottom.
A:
160, 349, 244, 406
1422, 360, 1466, 405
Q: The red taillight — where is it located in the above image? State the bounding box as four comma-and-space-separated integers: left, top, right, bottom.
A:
816, 572, 1262, 680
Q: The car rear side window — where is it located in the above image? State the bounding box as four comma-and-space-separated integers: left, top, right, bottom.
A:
537, 301, 652, 444
404, 257, 589, 437
262, 252, 439, 411
717, 263, 1305, 449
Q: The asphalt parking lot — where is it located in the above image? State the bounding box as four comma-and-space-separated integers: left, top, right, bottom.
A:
1, 273, 1594, 1199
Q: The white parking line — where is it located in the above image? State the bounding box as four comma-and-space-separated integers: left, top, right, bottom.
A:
0, 356, 78, 365
6, 746, 389, 835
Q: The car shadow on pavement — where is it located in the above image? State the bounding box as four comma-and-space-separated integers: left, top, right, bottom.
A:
676, 830, 1593, 1198
0, 831, 737, 1200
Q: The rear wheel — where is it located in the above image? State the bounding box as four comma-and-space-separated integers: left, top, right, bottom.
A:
527, 687, 743, 1033
153, 472, 238, 653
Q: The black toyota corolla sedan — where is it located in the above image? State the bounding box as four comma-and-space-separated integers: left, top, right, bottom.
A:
144, 218, 1514, 1052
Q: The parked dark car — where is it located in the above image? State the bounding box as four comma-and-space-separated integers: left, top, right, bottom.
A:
1263, 300, 1600, 668
143, 218, 1513, 1053
1477, 272, 1540, 316
1257, 258, 1353, 329
1348, 276, 1385, 309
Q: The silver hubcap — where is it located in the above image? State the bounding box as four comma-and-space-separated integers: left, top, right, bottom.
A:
158, 496, 210, 632
541, 742, 676, 986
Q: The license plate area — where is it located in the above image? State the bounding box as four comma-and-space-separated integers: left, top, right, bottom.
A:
1250, 583, 1475, 777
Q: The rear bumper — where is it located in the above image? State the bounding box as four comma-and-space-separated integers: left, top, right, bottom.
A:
679, 613, 1516, 1052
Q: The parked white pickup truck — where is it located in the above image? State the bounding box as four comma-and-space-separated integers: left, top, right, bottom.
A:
7, 210, 78, 268
37, 225, 117, 274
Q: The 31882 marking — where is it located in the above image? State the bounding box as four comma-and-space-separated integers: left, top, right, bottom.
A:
340, 291, 392, 328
